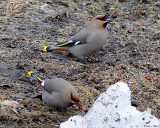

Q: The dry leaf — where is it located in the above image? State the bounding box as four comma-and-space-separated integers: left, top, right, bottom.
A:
0, 100, 20, 107
145, 75, 152, 80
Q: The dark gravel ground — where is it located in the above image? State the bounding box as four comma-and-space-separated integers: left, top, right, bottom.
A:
0, 0, 160, 127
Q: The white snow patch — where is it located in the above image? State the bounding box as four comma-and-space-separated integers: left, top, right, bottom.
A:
60, 82, 160, 128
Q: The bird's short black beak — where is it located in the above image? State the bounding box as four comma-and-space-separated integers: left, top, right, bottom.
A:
105, 13, 110, 19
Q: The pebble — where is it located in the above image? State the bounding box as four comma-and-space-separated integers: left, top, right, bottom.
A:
155, 2, 160, 7
128, 29, 133, 33
119, 0, 124, 2
156, 85, 160, 89
87, 76, 94, 81
16, 63, 24, 70
38, 68, 46, 73
131, 100, 139, 107
7, 43, 16, 48
121, 24, 126, 29
120, 64, 127, 69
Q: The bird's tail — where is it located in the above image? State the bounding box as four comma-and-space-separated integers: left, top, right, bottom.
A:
43, 45, 69, 52
28, 71, 44, 82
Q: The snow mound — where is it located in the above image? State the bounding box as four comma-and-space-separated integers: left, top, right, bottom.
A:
60, 82, 160, 128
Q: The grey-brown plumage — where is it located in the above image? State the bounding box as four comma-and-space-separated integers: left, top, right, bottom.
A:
42, 78, 80, 108
43, 14, 111, 60
28, 71, 80, 109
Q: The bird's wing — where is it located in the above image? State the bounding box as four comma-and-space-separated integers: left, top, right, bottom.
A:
43, 27, 91, 51
57, 27, 91, 47
57, 40, 85, 47
70, 27, 91, 42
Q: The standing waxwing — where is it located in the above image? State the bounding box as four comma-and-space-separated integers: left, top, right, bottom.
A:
43, 14, 111, 61
28, 71, 82, 109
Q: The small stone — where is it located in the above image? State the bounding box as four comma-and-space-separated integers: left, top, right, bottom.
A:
1, 28, 6, 31
121, 24, 126, 29
38, 68, 46, 73
24, 63, 29, 67
87, 57, 94, 63
131, 100, 139, 107
156, 85, 160, 89
128, 29, 133, 33
119, 0, 124, 2
0, 84, 11, 89
119, 64, 127, 69
46, 0, 53, 5
94, 85, 105, 90
142, 0, 149, 4
40, 56, 46, 61
7, 43, 16, 48
87, 76, 94, 81
16, 63, 24, 70
56, 15, 61, 19
155, 2, 160, 7
82, 2, 91, 6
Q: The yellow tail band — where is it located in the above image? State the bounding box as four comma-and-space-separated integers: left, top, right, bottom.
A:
28, 71, 34, 76
28, 71, 43, 82
43, 46, 48, 52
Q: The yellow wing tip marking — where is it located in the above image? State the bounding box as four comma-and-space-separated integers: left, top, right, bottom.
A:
36, 76, 43, 82
58, 41, 70, 47
28, 71, 34, 76
43, 46, 48, 52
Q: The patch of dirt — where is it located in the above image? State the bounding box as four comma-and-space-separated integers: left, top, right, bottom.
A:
0, 0, 160, 127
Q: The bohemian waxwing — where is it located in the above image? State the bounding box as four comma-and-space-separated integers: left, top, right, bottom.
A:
43, 14, 111, 61
28, 71, 82, 109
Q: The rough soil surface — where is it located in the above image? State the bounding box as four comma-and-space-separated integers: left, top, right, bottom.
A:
0, 0, 160, 127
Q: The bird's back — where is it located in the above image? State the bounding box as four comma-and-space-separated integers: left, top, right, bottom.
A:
44, 78, 71, 93
42, 78, 79, 108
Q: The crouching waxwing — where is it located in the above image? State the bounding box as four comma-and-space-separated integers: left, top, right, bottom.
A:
28, 71, 82, 109
43, 14, 111, 61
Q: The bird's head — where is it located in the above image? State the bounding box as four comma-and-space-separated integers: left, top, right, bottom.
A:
92, 13, 112, 28
70, 94, 83, 110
